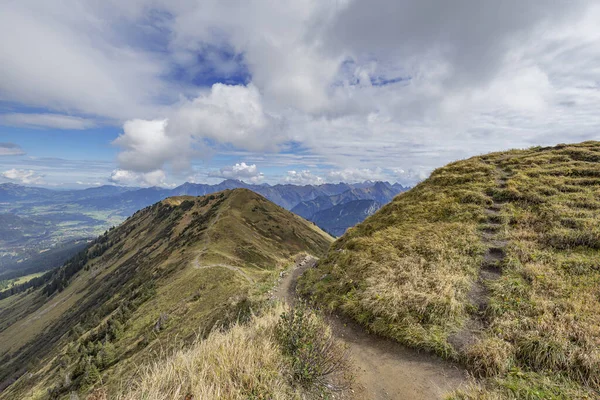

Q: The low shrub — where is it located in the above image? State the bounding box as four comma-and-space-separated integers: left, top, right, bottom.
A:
275, 303, 348, 391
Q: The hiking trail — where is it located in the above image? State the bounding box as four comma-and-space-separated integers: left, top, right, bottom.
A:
275, 255, 468, 400
449, 166, 509, 352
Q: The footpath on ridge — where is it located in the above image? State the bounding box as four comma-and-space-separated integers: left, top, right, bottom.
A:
275, 255, 467, 400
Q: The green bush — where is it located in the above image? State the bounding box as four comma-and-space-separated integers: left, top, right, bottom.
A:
275, 304, 347, 391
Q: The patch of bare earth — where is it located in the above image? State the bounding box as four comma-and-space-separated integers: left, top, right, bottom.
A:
449, 167, 508, 352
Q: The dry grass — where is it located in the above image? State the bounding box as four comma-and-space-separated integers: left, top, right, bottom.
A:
115, 303, 349, 400
300, 141, 600, 398
299, 158, 492, 357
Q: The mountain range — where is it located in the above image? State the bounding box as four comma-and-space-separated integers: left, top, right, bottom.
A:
0, 180, 406, 278
0, 180, 405, 213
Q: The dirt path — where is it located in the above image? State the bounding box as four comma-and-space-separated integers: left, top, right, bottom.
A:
276, 255, 468, 400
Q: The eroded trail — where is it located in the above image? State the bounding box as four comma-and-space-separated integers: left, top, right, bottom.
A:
449, 167, 509, 352
276, 255, 468, 400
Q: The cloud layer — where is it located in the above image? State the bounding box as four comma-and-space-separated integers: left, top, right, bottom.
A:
2, 168, 45, 185
109, 169, 173, 188
0, 113, 96, 130
1, 0, 600, 185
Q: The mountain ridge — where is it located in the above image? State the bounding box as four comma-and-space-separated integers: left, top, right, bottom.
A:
0, 189, 333, 398
1, 180, 406, 276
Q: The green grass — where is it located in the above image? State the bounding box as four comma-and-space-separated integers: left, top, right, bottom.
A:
0, 189, 333, 399
300, 141, 600, 398
9, 272, 44, 286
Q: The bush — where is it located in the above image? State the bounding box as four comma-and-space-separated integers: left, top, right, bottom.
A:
275, 303, 348, 391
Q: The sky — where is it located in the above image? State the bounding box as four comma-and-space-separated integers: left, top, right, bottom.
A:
0, 0, 599, 189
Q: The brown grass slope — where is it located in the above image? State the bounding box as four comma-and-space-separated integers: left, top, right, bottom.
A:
114, 301, 349, 400
0, 189, 332, 399
299, 141, 600, 398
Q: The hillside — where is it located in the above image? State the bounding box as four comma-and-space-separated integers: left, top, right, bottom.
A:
0, 189, 332, 399
299, 141, 600, 398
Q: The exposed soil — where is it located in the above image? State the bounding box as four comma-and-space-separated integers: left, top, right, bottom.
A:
449, 167, 509, 352
276, 255, 468, 400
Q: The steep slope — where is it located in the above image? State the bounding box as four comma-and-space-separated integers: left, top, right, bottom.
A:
300, 141, 600, 398
0, 189, 332, 399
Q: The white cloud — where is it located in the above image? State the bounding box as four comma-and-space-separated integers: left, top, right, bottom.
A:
389, 168, 429, 186
167, 83, 281, 151
0, 113, 97, 129
0, 1, 168, 120
1, 168, 45, 185
208, 162, 264, 183
284, 170, 324, 186
113, 119, 188, 173
109, 169, 174, 188
0, 143, 25, 156
75, 181, 102, 186
114, 84, 284, 173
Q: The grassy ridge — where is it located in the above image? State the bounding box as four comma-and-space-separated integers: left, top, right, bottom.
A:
299, 141, 600, 398
0, 189, 333, 399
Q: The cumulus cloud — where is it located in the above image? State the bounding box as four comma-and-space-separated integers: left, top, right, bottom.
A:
208, 162, 264, 183
0, 113, 97, 130
113, 119, 188, 173
2, 168, 45, 185
389, 168, 430, 186
0, 143, 25, 156
114, 84, 284, 173
166, 83, 283, 152
284, 170, 324, 186
109, 169, 174, 188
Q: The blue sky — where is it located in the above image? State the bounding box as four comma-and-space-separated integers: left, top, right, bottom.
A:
1, 0, 599, 188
